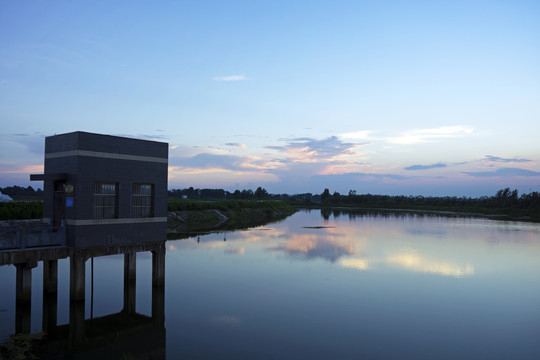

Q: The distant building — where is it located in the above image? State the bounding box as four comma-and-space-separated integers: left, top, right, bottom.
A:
0, 192, 13, 202
31, 131, 168, 246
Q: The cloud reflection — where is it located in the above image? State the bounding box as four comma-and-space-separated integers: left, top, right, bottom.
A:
387, 252, 474, 277
272, 233, 356, 262
339, 258, 370, 270
225, 247, 245, 255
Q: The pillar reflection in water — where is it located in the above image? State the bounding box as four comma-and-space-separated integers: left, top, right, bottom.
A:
2, 238, 166, 359
42, 259, 58, 337
15, 261, 35, 334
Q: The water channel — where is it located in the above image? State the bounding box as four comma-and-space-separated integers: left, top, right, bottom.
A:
1, 209, 540, 359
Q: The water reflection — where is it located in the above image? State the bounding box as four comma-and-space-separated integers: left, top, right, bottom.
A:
271, 232, 356, 262
386, 252, 474, 277
196, 209, 539, 280
2, 211, 540, 359
167, 211, 540, 359
0, 230, 166, 359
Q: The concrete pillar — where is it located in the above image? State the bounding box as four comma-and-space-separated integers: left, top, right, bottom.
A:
123, 252, 136, 314
152, 246, 165, 288
42, 259, 58, 334
70, 253, 86, 302
15, 263, 33, 303
15, 262, 35, 334
43, 259, 58, 294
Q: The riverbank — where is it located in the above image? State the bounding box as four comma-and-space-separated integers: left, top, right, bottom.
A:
167, 200, 296, 239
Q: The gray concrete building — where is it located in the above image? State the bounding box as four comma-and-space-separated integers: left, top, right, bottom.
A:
31, 131, 168, 247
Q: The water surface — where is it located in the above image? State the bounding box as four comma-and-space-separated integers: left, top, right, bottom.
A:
1, 210, 540, 359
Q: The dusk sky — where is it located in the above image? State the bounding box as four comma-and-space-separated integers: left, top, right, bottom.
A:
1, 1, 539, 196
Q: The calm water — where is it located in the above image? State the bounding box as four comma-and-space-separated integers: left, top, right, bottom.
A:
1, 210, 540, 359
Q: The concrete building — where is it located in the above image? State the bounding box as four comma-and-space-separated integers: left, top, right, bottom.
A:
31, 131, 168, 247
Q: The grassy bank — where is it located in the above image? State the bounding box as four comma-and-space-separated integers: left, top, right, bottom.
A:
167, 199, 296, 238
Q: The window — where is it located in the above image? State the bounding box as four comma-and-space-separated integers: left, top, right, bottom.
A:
132, 183, 154, 218
93, 182, 118, 219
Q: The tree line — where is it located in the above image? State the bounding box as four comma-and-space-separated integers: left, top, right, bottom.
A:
168, 187, 317, 202
0, 186, 43, 200
319, 187, 540, 210
2, 184, 539, 211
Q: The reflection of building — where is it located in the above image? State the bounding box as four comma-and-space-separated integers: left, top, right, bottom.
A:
0, 239, 166, 359
31, 131, 168, 247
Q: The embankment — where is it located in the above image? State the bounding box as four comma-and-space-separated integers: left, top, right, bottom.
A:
167, 200, 296, 238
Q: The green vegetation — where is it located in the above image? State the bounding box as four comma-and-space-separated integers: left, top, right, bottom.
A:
168, 198, 293, 212
0, 201, 42, 220
167, 199, 296, 238
1, 184, 538, 223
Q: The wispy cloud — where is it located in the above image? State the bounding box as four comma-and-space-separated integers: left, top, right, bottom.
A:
404, 163, 447, 171
213, 75, 248, 82
463, 167, 540, 178
339, 126, 473, 145
340, 130, 374, 140
170, 153, 247, 171
3, 133, 45, 155
484, 155, 532, 163
225, 142, 246, 148
170, 152, 279, 173
387, 126, 473, 145
266, 136, 365, 162
0, 163, 43, 174
312, 172, 408, 182
114, 133, 168, 141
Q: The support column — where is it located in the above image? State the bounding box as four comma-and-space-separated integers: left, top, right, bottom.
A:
70, 252, 86, 302
69, 251, 86, 349
152, 245, 165, 325
15, 262, 35, 334
43, 259, 58, 335
152, 246, 165, 288
123, 252, 136, 314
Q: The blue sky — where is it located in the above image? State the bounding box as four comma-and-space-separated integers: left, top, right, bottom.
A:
1, 0, 539, 196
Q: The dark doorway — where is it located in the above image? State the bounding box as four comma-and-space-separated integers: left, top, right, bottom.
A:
53, 181, 66, 228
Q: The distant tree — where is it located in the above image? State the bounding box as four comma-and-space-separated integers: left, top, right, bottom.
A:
321, 188, 331, 203
240, 189, 254, 199
332, 191, 342, 203
255, 187, 269, 199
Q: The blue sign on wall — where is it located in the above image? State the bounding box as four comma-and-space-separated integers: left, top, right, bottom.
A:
66, 197, 74, 207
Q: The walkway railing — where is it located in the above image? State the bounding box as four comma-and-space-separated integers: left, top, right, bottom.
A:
0, 222, 66, 251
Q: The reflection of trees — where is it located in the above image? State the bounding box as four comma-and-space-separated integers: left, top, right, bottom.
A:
321, 208, 331, 220
319, 208, 490, 222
